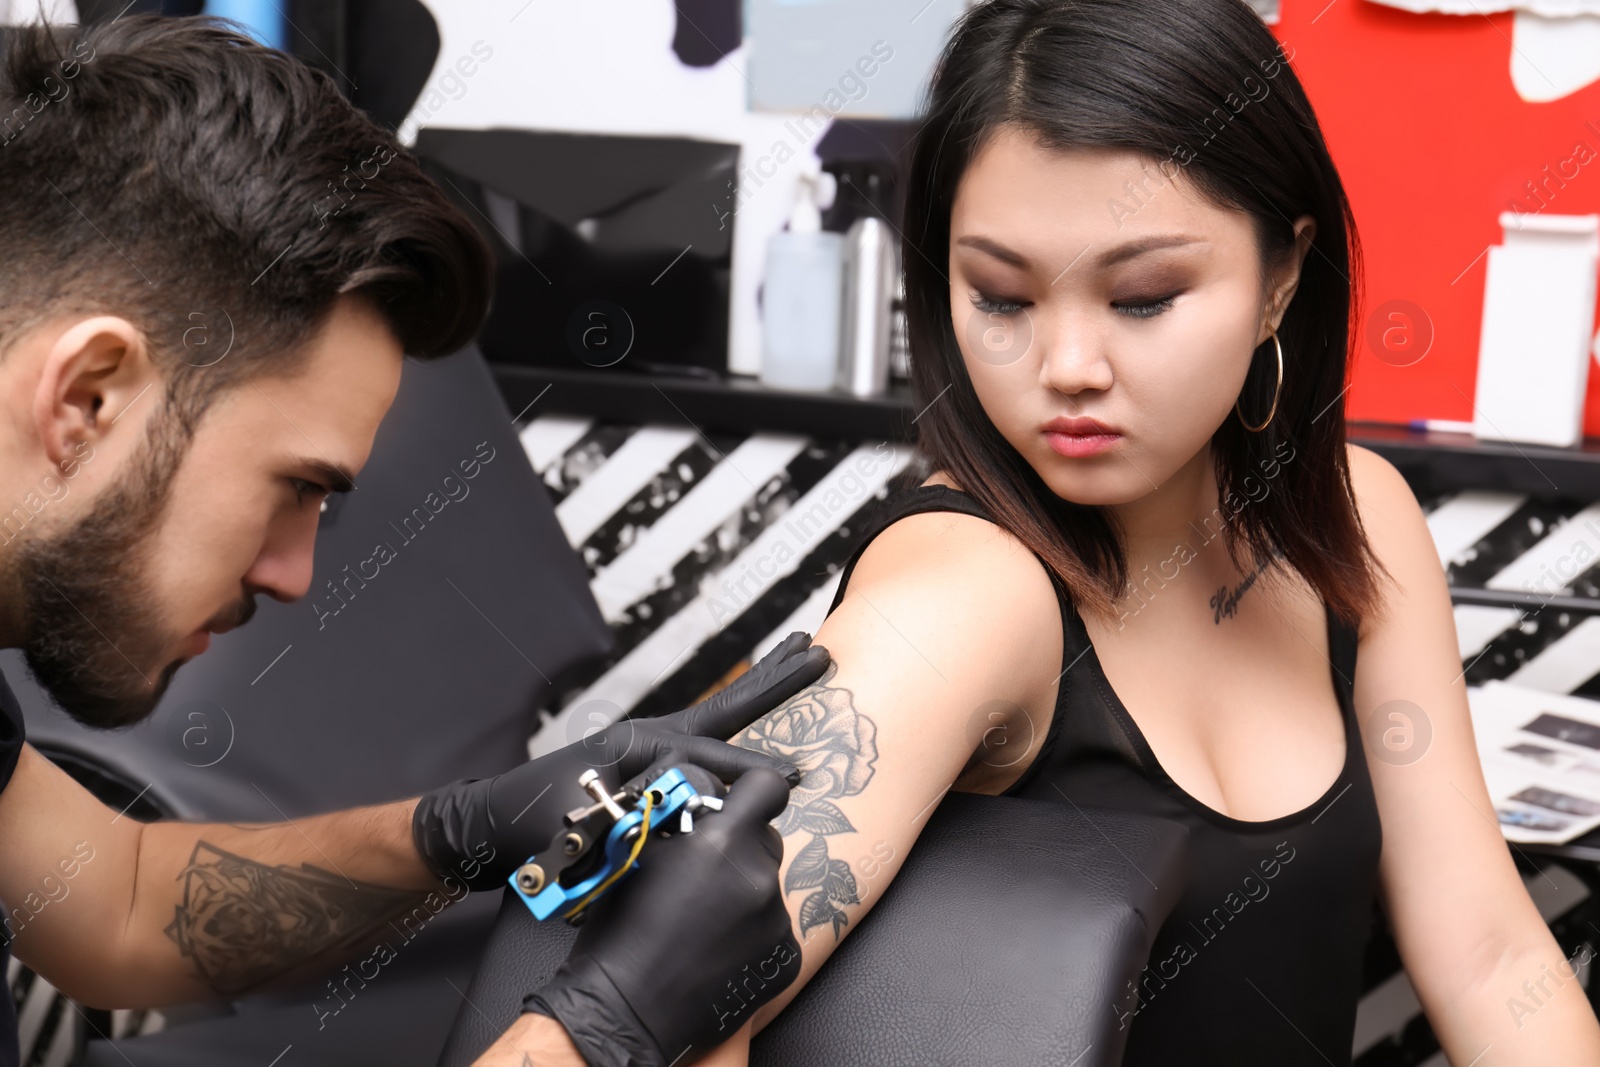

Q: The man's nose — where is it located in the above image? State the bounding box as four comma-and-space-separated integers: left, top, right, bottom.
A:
243, 516, 320, 603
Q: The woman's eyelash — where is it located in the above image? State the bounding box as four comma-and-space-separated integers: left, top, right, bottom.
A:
969, 290, 1183, 318
969, 291, 1027, 315
1112, 293, 1181, 319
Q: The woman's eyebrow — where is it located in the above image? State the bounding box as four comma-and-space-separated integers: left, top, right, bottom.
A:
954, 233, 1207, 272
1095, 235, 1207, 267
954, 234, 1033, 268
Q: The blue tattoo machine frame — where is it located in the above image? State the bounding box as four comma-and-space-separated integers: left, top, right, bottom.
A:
509, 768, 701, 922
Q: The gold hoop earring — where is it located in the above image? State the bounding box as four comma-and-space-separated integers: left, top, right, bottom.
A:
1236, 329, 1284, 433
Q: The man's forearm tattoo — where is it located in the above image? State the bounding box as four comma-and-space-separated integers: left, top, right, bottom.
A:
164, 840, 426, 995
732, 662, 878, 940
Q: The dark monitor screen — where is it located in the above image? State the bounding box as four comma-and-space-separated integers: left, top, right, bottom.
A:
415, 127, 739, 376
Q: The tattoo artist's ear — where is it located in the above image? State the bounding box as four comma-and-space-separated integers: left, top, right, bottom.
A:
33, 316, 159, 467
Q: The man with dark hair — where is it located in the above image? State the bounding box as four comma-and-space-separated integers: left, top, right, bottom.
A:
0, 15, 810, 1067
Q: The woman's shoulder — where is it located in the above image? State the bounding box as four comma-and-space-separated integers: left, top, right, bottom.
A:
846, 471, 1063, 642
1342, 442, 1436, 638
860, 470, 998, 532
867, 470, 1034, 559
822, 471, 1065, 749
1344, 442, 1407, 501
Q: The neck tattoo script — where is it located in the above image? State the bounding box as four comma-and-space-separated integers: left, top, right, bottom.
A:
1210, 560, 1272, 625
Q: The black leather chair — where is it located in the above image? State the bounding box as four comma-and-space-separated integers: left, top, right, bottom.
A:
434, 793, 1190, 1067
2, 346, 614, 1065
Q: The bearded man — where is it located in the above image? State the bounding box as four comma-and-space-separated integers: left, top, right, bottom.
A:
0, 15, 814, 1067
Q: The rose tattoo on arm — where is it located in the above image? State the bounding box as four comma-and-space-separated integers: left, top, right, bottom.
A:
731, 662, 878, 939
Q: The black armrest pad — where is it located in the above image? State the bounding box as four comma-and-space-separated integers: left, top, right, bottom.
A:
436, 891, 578, 1067
437, 792, 1188, 1067
748, 792, 1187, 1066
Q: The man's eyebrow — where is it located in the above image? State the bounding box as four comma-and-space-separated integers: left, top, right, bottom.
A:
954, 233, 1207, 272
302, 459, 356, 494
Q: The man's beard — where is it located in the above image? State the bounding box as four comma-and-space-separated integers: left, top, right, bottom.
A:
12, 419, 209, 729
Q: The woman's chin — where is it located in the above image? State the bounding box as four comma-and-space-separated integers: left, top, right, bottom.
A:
1033, 466, 1154, 508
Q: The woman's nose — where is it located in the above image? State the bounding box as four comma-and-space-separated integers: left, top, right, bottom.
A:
1035, 306, 1114, 396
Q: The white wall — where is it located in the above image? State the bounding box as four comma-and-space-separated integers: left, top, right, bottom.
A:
0, 0, 78, 25
408, 0, 970, 375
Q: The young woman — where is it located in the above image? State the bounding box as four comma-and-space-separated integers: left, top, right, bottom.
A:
711, 0, 1600, 1062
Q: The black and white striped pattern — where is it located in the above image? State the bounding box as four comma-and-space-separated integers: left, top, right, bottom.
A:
1432, 493, 1600, 693
518, 415, 914, 755
520, 420, 1600, 730
516, 417, 1600, 1062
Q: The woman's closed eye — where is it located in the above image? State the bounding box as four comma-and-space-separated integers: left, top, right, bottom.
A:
969, 290, 1029, 316
969, 289, 1185, 319
1111, 290, 1182, 319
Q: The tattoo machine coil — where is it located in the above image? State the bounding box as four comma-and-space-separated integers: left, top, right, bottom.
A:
509, 767, 715, 923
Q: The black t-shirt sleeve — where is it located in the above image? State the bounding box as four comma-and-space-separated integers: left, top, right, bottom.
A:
0, 670, 26, 796
0, 670, 26, 1067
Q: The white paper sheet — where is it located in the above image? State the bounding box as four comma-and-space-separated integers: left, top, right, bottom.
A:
1469, 681, 1600, 844
1367, 0, 1600, 13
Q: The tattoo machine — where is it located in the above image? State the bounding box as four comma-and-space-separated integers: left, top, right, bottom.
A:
509, 766, 717, 923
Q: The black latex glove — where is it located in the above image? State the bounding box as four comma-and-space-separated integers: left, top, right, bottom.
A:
412, 631, 828, 891
524, 765, 801, 1067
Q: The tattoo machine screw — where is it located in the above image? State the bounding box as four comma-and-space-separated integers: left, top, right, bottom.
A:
510, 767, 701, 923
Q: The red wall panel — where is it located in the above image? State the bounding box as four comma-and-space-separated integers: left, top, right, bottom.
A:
1271, 1, 1600, 431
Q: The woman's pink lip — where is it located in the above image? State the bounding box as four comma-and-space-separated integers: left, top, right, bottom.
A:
1044, 430, 1122, 458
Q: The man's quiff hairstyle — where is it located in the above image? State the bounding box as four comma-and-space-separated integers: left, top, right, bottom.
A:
0, 14, 494, 435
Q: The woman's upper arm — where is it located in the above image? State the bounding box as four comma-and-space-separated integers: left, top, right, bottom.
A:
727, 509, 1062, 1034
1346, 445, 1554, 1003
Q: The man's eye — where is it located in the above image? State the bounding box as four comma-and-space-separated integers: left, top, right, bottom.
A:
290, 478, 329, 506
969, 291, 1028, 316
1112, 292, 1181, 319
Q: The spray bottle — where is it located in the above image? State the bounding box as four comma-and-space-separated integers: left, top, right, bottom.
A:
760, 157, 843, 391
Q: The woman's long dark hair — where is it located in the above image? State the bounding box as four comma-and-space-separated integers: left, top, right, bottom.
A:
902, 0, 1387, 629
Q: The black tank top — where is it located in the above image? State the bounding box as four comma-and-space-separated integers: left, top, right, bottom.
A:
827, 484, 1383, 1066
